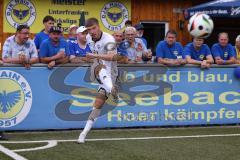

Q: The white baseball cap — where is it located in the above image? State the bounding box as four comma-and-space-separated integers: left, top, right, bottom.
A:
77, 26, 87, 33
236, 35, 240, 42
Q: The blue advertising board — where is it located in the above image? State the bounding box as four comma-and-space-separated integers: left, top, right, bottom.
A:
0, 65, 240, 130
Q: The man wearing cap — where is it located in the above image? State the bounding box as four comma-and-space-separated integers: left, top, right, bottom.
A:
211, 32, 236, 65
184, 37, 214, 69
234, 35, 240, 64
2, 25, 39, 69
68, 24, 78, 43
134, 23, 147, 48
68, 26, 92, 63
39, 25, 69, 69
34, 15, 55, 51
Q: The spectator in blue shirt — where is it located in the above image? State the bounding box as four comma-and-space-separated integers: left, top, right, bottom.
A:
68, 26, 92, 63
184, 37, 214, 69
39, 25, 69, 69
112, 30, 128, 64
211, 32, 236, 65
34, 15, 55, 51
156, 30, 186, 66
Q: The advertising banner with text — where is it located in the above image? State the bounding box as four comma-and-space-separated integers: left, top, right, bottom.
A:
0, 66, 240, 130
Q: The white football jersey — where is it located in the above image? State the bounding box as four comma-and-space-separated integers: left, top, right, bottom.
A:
87, 32, 118, 81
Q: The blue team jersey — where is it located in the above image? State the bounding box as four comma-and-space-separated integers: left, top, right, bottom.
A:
39, 38, 70, 58
156, 41, 184, 59
184, 42, 212, 61
67, 37, 77, 43
117, 47, 128, 57
34, 31, 49, 50
211, 43, 235, 60
68, 41, 91, 57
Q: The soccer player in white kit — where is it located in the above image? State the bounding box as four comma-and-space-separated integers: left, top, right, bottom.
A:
77, 18, 121, 143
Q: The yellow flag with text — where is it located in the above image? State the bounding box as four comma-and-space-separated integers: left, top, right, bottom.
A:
3, 0, 131, 33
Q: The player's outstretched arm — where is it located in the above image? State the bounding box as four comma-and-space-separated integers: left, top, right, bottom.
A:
86, 51, 117, 61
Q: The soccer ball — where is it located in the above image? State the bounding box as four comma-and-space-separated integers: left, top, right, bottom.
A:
187, 13, 214, 38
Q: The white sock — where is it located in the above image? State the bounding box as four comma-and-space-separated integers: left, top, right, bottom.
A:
82, 120, 94, 135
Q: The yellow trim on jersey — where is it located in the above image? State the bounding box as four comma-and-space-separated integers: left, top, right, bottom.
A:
236, 46, 240, 59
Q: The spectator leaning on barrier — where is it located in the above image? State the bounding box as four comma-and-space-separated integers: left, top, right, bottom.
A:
211, 32, 236, 65
67, 24, 78, 43
156, 29, 186, 66
124, 27, 151, 63
39, 24, 69, 69
234, 35, 240, 64
34, 15, 55, 51
112, 30, 128, 64
184, 37, 214, 69
2, 25, 38, 69
68, 26, 92, 63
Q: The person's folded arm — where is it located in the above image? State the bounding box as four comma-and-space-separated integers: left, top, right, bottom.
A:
158, 57, 180, 66
206, 55, 214, 64
186, 56, 202, 65
225, 57, 236, 65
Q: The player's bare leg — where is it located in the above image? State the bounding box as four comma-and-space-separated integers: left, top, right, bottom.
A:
78, 94, 106, 143
78, 67, 118, 143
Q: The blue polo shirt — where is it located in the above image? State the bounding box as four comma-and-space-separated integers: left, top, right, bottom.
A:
39, 38, 70, 58
34, 31, 49, 50
184, 43, 212, 61
68, 41, 91, 57
211, 43, 235, 60
156, 41, 184, 59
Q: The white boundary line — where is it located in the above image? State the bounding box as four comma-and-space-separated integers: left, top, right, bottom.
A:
1, 133, 240, 143
1, 133, 240, 160
13, 140, 58, 152
0, 144, 28, 160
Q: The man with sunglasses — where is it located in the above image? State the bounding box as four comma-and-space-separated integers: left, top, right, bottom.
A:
2, 25, 39, 69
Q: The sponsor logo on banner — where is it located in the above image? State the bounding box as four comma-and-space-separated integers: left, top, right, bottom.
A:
101, 2, 129, 31
231, 7, 240, 16
0, 70, 32, 128
5, 0, 36, 28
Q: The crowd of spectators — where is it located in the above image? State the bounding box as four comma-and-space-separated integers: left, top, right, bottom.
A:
1, 15, 240, 69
